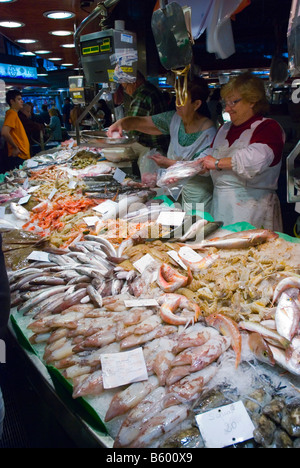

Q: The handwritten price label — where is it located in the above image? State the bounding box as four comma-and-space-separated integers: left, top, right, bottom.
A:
195, 401, 255, 448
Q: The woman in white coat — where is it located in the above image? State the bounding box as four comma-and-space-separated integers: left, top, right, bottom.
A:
107, 77, 216, 212
200, 72, 285, 231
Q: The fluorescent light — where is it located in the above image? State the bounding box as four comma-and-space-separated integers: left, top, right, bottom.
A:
61, 63, 73, 67
20, 51, 36, 56
49, 57, 63, 61
44, 11, 75, 20
35, 50, 52, 54
16, 39, 37, 44
0, 21, 24, 28
49, 30, 73, 37
60, 43, 75, 48
0, 0, 17, 3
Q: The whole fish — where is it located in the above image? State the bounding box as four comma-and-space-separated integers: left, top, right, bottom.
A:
10, 202, 30, 221
18, 285, 67, 314
177, 218, 208, 242
239, 321, 290, 349
205, 313, 242, 368
275, 289, 300, 341
269, 344, 300, 376
114, 387, 166, 448
129, 404, 189, 448
104, 375, 160, 422
248, 332, 276, 365
272, 276, 300, 304
183, 228, 278, 250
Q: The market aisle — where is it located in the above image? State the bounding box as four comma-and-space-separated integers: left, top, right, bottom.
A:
0, 330, 77, 448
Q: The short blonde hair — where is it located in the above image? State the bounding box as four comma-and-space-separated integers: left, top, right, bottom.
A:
221, 72, 269, 115
49, 108, 58, 117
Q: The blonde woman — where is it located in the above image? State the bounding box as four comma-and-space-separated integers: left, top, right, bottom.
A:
200, 72, 285, 231
48, 108, 62, 141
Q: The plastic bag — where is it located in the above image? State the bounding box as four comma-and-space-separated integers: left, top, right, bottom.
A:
138, 149, 159, 187
287, 0, 300, 77
156, 159, 203, 187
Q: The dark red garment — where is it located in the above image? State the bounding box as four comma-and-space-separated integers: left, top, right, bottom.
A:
212, 115, 285, 166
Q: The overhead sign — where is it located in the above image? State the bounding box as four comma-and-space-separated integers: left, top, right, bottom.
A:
0, 63, 37, 80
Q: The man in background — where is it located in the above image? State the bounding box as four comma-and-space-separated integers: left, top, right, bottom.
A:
1, 89, 30, 170
121, 70, 171, 154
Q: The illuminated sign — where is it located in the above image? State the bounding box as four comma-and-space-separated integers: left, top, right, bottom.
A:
0, 63, 38, 80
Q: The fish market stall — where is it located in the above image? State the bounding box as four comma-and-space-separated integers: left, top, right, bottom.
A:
1, 145, 300, 448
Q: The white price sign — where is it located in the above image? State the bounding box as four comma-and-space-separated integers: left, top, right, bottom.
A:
195, 401, 255, 448
101, 348, 148, 389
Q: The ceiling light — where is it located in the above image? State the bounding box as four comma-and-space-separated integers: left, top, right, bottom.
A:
0, 21, 24, 28
49, 30, 73, 37
49, 57, 63, 61
60, 43, 75, 48
20, 51, 36, 56
44, 11, 75, 20
16, 39, 37, 44
61, 63, 73, 67
35, 50, 52, 55
0, 0, 17, 3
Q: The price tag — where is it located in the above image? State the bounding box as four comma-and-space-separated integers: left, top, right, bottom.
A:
27, 185, 41, 193
156, 211, 185, 227
27, 251, 50, 262
178, 246, 204, 262
124, 299, 159, 307
195, 401, 255, 448
68, 179, 77, 189
133, 253, 156, 274
83, 216, 100, 227
18, 195, 31, 205
101, 348, 148, 389
113, 167, 126, 184
167, 250, 187, 270
48, 188, 58, 200
93, 199, 118, 214
23, 177, 29, 190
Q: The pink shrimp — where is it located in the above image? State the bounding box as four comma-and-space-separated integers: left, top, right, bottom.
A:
158, 293, 202, 326
157, 263, 193, 293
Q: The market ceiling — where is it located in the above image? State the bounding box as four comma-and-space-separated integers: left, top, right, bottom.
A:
0, 0, 293, 78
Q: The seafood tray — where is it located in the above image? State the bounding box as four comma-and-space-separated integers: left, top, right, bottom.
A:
9, 306, 300, 449
80, 130, 137, 148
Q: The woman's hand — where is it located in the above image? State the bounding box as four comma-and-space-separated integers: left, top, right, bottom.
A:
201, 155, 217, 170
148, 153, 174, 168
107, 120, 124, 138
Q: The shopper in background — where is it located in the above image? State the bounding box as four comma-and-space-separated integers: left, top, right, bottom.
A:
18, 103, 45, 149
0, 233, 11, 440
200, 72, 285, 231
108, 77, 216, 211
62, 97, 73, 131
1, 89, 30, 170
120, 70, 171, 155
38, 104, 50, 125
48, 108, 62, 142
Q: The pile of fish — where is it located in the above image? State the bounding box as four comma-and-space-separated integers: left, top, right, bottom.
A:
8, 224, 300, 448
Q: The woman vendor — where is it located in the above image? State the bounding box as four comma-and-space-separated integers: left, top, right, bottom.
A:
108, 77, 216, 212
200, 72, 285, 231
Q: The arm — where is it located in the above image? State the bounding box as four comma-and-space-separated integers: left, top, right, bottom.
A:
107, 116, 162, 138
1, 125, 21, 157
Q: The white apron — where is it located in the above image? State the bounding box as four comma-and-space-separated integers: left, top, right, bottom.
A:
168, 113, 215, 212
210, 119, 283, 231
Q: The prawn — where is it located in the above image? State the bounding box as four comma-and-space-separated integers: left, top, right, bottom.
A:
157, 263, 193, 293
158, 293, 202, 326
